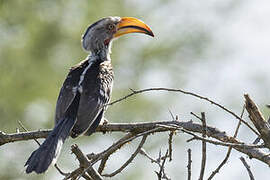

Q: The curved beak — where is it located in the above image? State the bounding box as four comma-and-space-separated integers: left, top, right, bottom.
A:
113, 17, 154, 38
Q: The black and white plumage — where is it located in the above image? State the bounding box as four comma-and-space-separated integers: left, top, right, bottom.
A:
25, 16, 154, 174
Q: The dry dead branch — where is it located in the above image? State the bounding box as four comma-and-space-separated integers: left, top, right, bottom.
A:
0, 88, 269, 179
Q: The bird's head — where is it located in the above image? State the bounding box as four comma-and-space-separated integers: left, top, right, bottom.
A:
82, 16, 154, 57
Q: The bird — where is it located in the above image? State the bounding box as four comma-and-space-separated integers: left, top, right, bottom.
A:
24, 16, 154, 174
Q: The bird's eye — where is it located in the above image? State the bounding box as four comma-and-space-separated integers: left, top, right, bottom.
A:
108, 24, 115, 30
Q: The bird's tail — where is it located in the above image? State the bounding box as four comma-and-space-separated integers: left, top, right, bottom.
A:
25, 93, 81, 174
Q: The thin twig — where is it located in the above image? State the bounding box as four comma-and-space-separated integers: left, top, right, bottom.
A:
159, 150, 169, 180
140, 149, 171, 180
240, 157, 255, 180
199, 112, 207, 180
167, 110, 175, 162
97, 156, 108, 175
71, 144, 103, 180
208, 105, 245, 180
18, 120, 41, 146
168, 131, 174, 161
82, 128, 163, 179
107, 88, 258, 135
187, 149, 192, 180
190, 112, 203, 121
81, 174, 93, 180
182, 129, 264, 149
140, 148, 156, 163
102, 135, 147, 177
155, 150, 171, 180
63, 168, 84, 180
156, 150, 163, 180
54, 164, 69, 176
234, 105, 245, 137
94, 128, 162, 163
95, 133, 135, 175
168, 109, 175, 121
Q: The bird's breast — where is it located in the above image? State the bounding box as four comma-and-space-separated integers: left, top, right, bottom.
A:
98, 61, 114, 86
80, 60, 114, 101
97, 61, 114, 102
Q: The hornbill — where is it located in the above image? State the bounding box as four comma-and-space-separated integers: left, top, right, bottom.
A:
24, 17, 154, 174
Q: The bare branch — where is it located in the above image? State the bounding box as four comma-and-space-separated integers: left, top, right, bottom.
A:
157, 150, 170, 180
1, 89, 268, 179
86, 129, 160, 178
168, 131, 174, 161
182, 128, 263, 149
168, 109, 175, 121
190, 112, 203, 121
208, 105, 245, 180
187, 149, 192, 180
1, 120, 269, 166
245, 94, 270, 148
102, 135, 147, 177
0, 129, 50, 146
54, 164, 69, 176
167, 109, 175, 162
63, 168, 84, 180
233, 105, 245, 138
108, 88, 258, 135
240, 157, 255, 180
0, 121, 250, 145
94, 133, 135, 175
199, 112, 207, 180
71, 144, 103, 180
140, 149, 171, 180
140, 148, 156, 162
18, 120, 41, 146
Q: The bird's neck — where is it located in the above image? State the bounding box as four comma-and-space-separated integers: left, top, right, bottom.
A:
78, 47, 111, 94
89, 43, 112, 63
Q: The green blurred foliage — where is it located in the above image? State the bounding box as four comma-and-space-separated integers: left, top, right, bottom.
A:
0, 1, 177, 179
0, 0, 128, 130
2, 0, 264, 180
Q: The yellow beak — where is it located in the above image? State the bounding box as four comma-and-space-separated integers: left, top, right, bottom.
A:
113, 17, 154, 38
